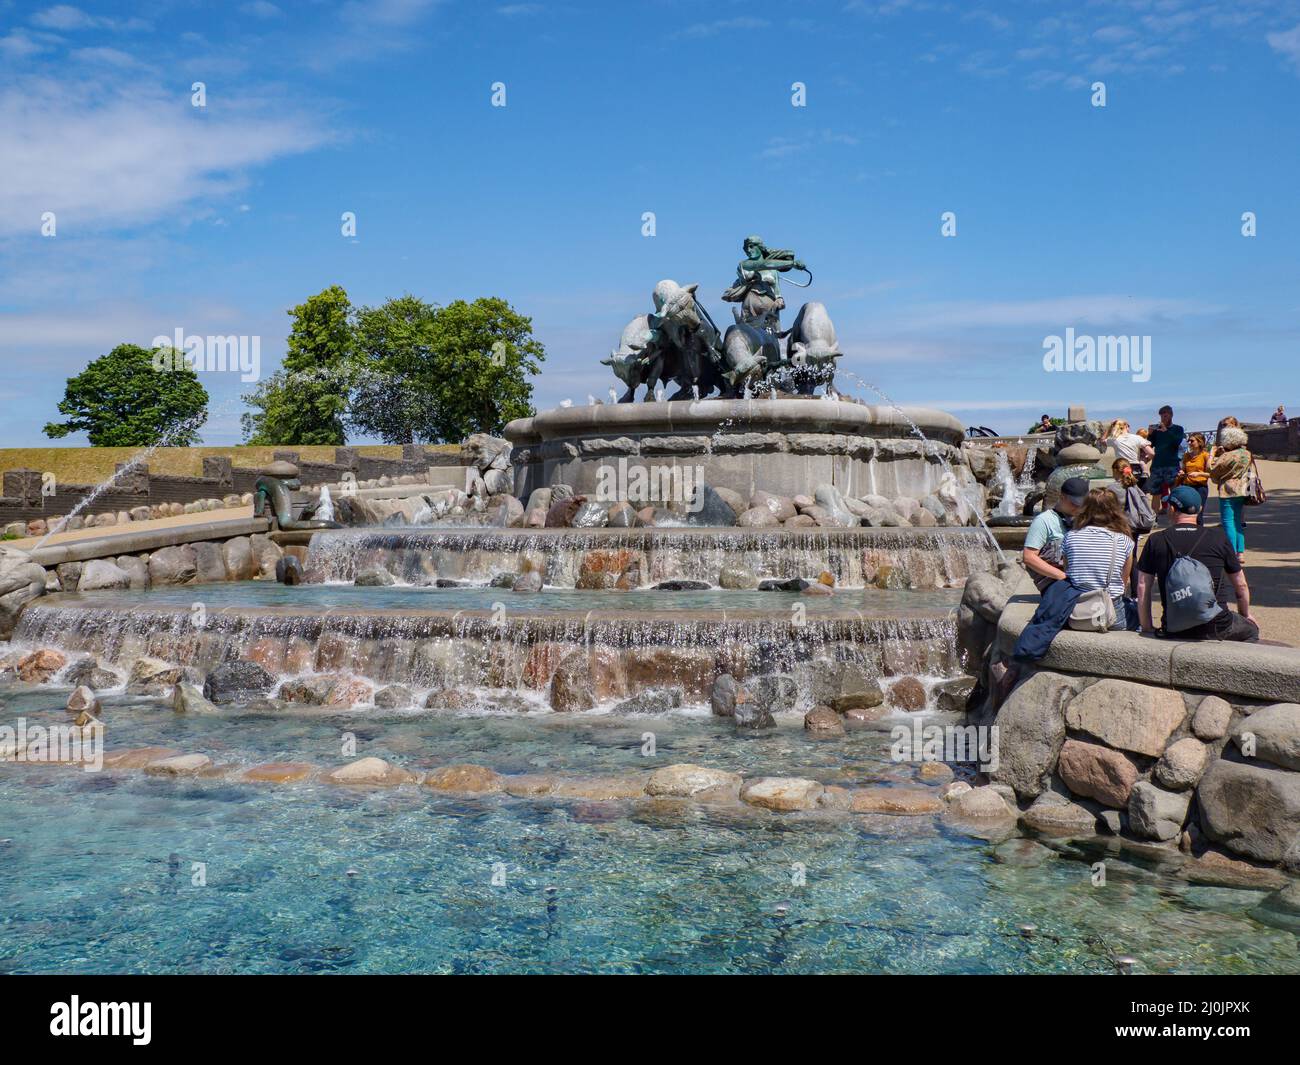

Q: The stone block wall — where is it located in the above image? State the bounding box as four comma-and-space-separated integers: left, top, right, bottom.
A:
989, 668, 1300, 872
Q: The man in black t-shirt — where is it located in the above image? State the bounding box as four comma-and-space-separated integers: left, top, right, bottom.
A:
1136, 487, 1259, 641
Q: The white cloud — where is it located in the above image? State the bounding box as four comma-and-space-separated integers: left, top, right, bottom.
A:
900, 295, 1220, 329
0, 77, 331, 236
1267, 24, 1300, 70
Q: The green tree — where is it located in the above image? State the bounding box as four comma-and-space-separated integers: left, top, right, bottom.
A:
242, 285, 354, 445
44, 343, 208, 446
348, 296, 544, 443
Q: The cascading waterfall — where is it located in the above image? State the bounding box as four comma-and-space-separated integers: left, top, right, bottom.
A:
302, 526, 1001, 589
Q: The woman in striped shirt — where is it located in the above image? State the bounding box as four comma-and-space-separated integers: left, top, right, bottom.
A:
1063, 488, 1138, 630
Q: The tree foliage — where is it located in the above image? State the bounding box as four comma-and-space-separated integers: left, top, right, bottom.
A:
241, 287, 543, 446
43, 343, 209, 446
242, 285, 354, 445
348, 295, 543, 444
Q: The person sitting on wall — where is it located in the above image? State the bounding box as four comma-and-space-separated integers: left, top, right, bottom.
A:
1137, 486, 1259, 642
1022, 476, 1088, 593
1270, 405, 1288, 426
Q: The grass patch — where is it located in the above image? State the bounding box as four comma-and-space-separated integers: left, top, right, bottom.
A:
0, 444, 460, 486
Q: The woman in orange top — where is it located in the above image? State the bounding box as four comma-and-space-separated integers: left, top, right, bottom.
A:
1176, 432, 1210, 526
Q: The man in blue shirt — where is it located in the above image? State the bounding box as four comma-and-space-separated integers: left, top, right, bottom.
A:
1023, 476, 1088, 592
1147, 404, 1184, 517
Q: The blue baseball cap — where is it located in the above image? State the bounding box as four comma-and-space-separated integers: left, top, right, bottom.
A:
1169, 486, 1202, 513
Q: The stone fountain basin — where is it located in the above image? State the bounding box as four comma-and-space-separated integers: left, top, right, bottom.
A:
504, 397, 966, 501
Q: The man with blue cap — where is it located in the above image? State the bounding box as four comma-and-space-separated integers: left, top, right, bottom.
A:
1136, 485, 1258, 641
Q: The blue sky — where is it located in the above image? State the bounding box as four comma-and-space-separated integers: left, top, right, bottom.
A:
2, 0, 1299, 444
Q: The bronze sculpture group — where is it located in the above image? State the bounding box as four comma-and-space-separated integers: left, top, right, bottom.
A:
602, 236, 843, 401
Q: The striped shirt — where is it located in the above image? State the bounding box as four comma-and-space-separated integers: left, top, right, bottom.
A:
1063, 526, 1133, 605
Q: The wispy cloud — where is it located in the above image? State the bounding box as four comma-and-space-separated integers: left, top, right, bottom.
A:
1268, 23, 1300, 71
0, 76, 331, 236
678, 17, 770, 39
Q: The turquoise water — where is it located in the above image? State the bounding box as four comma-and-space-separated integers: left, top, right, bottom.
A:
53, 583, 961, 616
1, 682, 1296, 974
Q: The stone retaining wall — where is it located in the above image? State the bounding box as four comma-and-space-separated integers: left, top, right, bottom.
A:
961, 569, 1300, 872
0, 444, 470, 529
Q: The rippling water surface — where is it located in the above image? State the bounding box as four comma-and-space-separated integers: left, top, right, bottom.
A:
1, 683, 1295, 974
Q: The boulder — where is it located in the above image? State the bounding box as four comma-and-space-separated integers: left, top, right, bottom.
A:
683, 486, 739, 527
549, 650, 595, 712
610, 687, 683, 714
1192, 695, 1234, 741
804, 705, 844, 736
373, 685, 415, 709
711, 486, 747, 518
512, 568, 543, 593
1057, 738, 1138, 808
746, 674, 797, 714
711, 673, 741, 718
147, 545, 198, 586
736, 506, 780, 528
813, 483, 857, 526
569, 501, 609, 528
77, 559, 131, 591
733, 693, 775, 730
1230, 702, 1300, 771
126, 657, 185, 695
355, 566, 396, 587
243, 762, 316, 784
947, 785, 1016, 820
424, 764, 504, 794
144, 753, 213, 776
220, 537, 258, 581
1127, 780, 1192, 841
888, 676, 926, 712
324, 757, 416, 786
66, 685, 99, 715
0, 546, 46, 638
740, 777, 825, 812
933, 676, 976, 714
545, 495, 585, 528
1198, 758, 1300, 867
1020, 795, 1097, 836
1155, 737, 1209, 790
16, 648, 66, 683
171, 683, 219, 714
192, 542, 228, 583
606, 502, 637, 528
203, 660, 275, 704
279, 675, 338, 705
1064, 678, 1186, 757
850, 787, 944, 815
917, 761, 954, 784
718, 565, 758, 590
749, 491, 796, 521
64, 658, 121, 691
646, 764, 742, 799
114, 555, 149, 589
813, 661, 884, 714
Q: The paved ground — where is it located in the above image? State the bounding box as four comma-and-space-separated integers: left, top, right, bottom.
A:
8, 505, 255, 551
1229, 459, 1299, 646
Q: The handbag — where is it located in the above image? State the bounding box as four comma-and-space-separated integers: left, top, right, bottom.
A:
1245, 458, 1266, 507
1067, 533, 1120, 632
